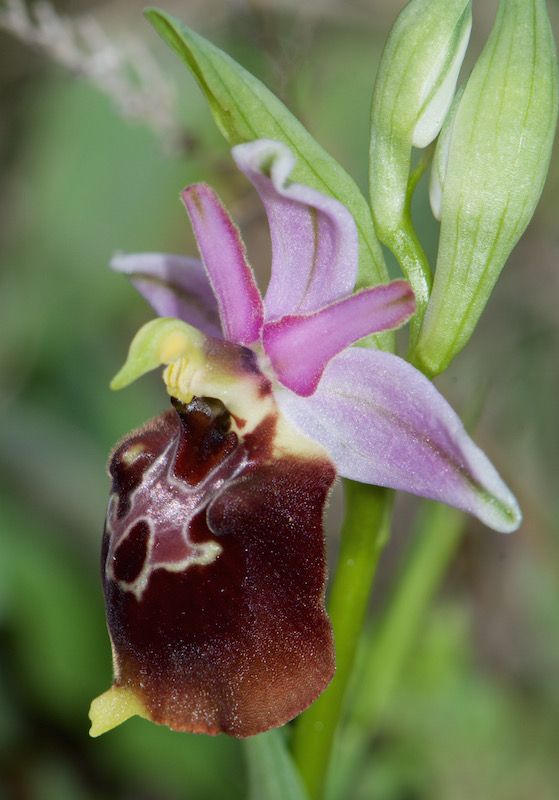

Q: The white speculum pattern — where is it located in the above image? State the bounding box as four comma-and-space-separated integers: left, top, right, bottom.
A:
104, 439, 244, 600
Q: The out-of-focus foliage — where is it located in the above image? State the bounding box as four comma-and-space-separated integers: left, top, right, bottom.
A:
0, 1, 558, 798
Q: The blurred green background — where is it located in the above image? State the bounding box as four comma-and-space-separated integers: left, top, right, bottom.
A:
0, 1, 558, 798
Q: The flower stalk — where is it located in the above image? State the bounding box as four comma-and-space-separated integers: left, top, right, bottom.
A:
390, 143, 436, 346
326, 500, 468, 800
292, 482, 393, 800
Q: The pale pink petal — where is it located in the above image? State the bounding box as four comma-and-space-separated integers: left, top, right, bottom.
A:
110, 252, 222, 338
276, 348, 521, 533
181, 184, 263, 346
263, 281, 415, 396
232, 140, 359, 320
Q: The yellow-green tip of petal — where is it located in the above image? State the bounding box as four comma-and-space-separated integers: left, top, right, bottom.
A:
110, 317, 206, 391
89, 686, 148, 737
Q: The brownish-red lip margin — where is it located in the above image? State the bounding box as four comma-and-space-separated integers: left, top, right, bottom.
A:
102, 396, 336, 737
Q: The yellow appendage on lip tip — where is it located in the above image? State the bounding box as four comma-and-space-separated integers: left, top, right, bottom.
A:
89, 686, 148, 737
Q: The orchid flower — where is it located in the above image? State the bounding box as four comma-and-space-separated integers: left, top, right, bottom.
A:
90, 139, 520, 741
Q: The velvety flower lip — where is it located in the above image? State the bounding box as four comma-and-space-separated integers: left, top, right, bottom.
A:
95, 392, 336, 738
112, 138, 521, 534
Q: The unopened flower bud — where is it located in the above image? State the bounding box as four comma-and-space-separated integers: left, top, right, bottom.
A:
415, 0, 558, 375
370, 0, 472, 237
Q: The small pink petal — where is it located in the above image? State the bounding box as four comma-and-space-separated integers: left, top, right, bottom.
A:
182, 184, 264, 346
263, 281, 415, 396
276, 348, 521, 533
232, 140, 359, 320
111, 252, 222, 338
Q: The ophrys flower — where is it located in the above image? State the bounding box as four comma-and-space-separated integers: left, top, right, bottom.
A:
90, 139, 520, 740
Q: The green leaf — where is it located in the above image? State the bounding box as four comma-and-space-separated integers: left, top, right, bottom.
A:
145, 8, 392, 350
244, 730, 309, 800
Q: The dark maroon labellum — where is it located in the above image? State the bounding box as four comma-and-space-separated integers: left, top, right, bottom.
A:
102, 396, 336, 737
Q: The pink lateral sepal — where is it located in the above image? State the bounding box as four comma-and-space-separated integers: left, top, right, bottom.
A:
276, 347, 521, 533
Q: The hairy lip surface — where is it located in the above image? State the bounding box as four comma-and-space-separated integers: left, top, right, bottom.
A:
102, 395, 336, 737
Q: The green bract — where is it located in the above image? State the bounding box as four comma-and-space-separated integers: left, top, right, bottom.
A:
369, 0, 471, 239
414, 0, 559, 376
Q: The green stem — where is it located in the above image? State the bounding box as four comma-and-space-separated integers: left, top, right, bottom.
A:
291, 482, 393, 800
385, 144, 436, 349
330, 398, 483, 800
407, 142, 435, 201
388, 221, 432, 346
356, 501, 464, 724
245, 730, 309, 800
329, 501, 466, 800
353, 393, 484, 728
